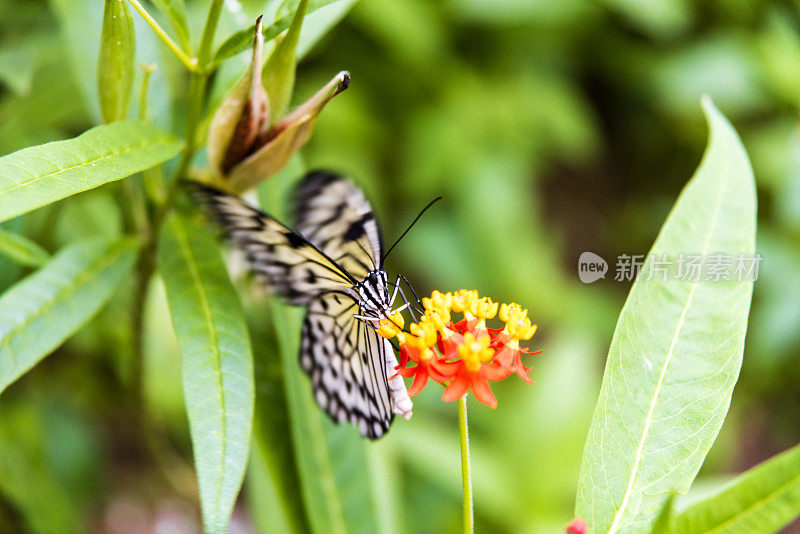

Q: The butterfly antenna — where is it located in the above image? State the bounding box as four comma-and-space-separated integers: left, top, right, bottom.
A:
382, 196, 443, 263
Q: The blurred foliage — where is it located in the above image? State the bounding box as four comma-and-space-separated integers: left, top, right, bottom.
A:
1, 0, 800, 532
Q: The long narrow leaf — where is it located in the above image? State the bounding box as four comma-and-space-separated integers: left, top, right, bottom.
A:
575, 97, 757, 533
270, 303, 382, 534
0, 237, 139, 394
247, 302, 310, 534
0, 121, 182, 223
158, 215, 254, 534
668, 443, 800, 533
0, 229, 50, 267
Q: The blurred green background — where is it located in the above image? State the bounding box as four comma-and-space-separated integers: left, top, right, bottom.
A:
2, 0, 800, 532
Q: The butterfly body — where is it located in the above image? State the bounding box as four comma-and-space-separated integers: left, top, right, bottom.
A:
191, 172, 412, 439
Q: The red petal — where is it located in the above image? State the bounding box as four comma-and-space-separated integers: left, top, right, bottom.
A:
471, 376, 497, 408
452, 319, 470, 332
482, 363, 513, 381
429, 359, 459, 382
437, 332, 464, 359
442, 373, 470, 402
397, 365, 417, 378
408, 370, 430, 396
513, 354, 535, 384
494, 346, 514, 368
514, 366, 535, 384
398, 346, 410, 368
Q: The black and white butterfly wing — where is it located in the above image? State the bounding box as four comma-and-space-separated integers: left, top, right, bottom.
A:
191, 176, 411, 439
302, 291, 406, 438
190, 182, 356, 305
294, 172, 411, 437
295, 171, 384, 279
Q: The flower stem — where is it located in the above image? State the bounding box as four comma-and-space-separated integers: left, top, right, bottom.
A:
458, 394, 473, 534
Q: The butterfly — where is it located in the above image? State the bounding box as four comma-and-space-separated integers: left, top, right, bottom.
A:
190, 171, 414, 439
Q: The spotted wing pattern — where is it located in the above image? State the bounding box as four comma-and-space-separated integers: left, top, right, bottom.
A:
190, 182, 355, 305
295, 171, 384, 280
301, 291, 397, 438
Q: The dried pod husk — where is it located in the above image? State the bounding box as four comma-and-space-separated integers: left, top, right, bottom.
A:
207, 16, 270, 178
227, 71, 350, 193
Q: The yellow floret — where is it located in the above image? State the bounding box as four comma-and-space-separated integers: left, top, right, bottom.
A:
472, 297, 498, 320
408, 319, 438, 348
422, 290, 452, 314
452, 289, 479, 315
376, 311, 405, 339
457, 332, 493, 371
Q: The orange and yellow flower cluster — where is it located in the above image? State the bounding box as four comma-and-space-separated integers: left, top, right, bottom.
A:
376, 290, 540, 408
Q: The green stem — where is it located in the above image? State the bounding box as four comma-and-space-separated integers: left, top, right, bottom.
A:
138, 63, 157, 121
153, 71, 207, 224
130, 251, 153, 401
139, 64, 167, 203
126, 0, 197, 71
197, 0, 224, 66
458, 394, 474, 534
154, 0, 222, 217
130, 0, 223, 402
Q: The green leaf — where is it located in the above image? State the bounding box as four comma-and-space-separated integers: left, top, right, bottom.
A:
575, 97, 757, 533
98, 0, 135, 123
668, 443, 800, 533
0, 229, 50, 267
270, 302, 382, 534
0, 237, 139, 395
652, 495, 676, 534
158, 215, 254, 534
295, 0, 359, 58
246, 302, 310, 534
0, 221, 23, 292
211, 0, 346, 68
0, 120, 183, 224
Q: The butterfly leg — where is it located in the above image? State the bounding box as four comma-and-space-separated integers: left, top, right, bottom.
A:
353, 313, 380, 324
389, 274, 402, 307
395, 275, 424, 320
396, 286, 421, 322
389, 302, 411, 315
